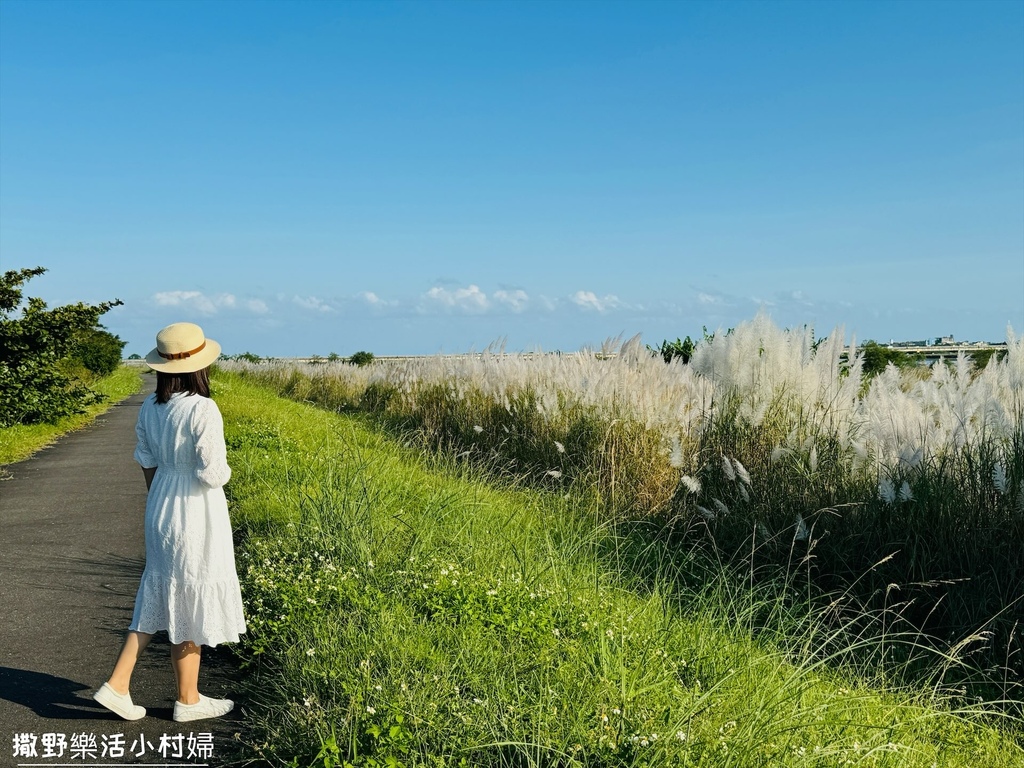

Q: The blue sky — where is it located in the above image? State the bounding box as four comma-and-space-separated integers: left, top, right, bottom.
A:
1, 0, 1021, 356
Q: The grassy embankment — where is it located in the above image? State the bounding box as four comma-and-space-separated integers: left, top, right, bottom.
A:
0, 365, 143, 466
217, 371, 1023, 767
222, 319, 1023, 693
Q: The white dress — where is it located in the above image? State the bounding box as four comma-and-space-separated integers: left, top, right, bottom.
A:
129, 392, 247, 647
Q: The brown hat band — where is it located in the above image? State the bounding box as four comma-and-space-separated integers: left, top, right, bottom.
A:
159, 341, 207, 360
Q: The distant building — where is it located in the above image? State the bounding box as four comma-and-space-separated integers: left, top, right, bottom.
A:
890, 339, 929, 348
937, 335, 955, 345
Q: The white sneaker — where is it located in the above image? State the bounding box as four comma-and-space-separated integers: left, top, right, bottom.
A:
93, 682, 146, 721
173, 693, 234, 723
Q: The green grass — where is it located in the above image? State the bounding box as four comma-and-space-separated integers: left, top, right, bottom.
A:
226, 357, 1024, 685
215, 371, 1023, 767
0, 365, 144, 466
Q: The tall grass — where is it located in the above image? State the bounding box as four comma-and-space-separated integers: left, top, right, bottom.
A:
216, 372, 1023, 767
222, 316, 1023, 684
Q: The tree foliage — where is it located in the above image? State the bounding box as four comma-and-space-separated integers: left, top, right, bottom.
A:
650, 336, 696, 364
70, 326, 126, 377
0, 267, 124, 427
349, 350, 375, 366
859, 341, 921, 377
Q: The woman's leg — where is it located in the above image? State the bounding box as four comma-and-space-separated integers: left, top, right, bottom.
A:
170, 640, 202, 705
169, 640, 233, 721
106, 631, 154, 694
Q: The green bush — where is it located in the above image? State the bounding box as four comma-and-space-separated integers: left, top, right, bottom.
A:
0, 267, 123, 427
859, 340, 920, 376
70, 325, 126, 376
650, 336, 695, 364
229, 351, 263, 364
349, 350, 375, 366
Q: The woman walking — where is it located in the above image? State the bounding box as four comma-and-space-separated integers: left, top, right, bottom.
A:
93, 322, 246, 723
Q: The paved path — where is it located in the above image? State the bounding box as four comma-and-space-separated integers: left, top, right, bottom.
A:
0, 384, 244, 767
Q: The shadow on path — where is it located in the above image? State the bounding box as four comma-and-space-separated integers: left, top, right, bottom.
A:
0, 667, 104, 721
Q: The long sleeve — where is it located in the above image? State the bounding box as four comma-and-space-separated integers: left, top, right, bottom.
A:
134, 398, 157, 468
192, 398, 232, 488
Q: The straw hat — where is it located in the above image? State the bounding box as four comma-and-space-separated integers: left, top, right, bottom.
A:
145, 322, 222, 373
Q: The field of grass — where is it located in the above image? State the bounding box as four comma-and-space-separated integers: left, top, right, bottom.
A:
222, 317, 1023, 689
216, 371, 1023, 767
0, 365, 143, 466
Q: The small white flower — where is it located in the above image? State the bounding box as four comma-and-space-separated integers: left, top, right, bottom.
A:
366, 706, 376, 715
306, 648, 315, 657
546, 469, 562, 479
473, 425, 484, 433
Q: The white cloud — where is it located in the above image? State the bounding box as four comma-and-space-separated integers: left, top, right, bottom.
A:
151, 290, 268, 316
358, 291, 397, 308
570, 290, 621, 313
697, 292, 723, 305
423, 284, 489, 313
493, 289, 529, 312
293, 295, 335, 313
153, 290, 218, 313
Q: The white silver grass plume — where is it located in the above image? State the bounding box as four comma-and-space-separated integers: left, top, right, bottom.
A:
680, 475, 701, 494
721, 454, 736, 481
794, 513, 809, 542
221, 318, 1020, 500
878, 477, 896, 504
898, 481, 914, 503
669, 437, 685, 469
992, 463, 1007, 494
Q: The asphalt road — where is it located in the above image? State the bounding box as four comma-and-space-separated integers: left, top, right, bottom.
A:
0, 383, 245, 767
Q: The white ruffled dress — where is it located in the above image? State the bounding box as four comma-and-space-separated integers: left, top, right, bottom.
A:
130, 392, 247, 647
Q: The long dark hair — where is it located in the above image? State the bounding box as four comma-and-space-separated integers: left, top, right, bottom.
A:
156, 367, 211, 404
